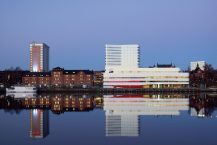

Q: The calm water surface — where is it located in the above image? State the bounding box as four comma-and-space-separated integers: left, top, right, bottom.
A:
0, 93, 217, 145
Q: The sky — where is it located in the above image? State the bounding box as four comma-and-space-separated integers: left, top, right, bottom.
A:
0, 0, 217, 70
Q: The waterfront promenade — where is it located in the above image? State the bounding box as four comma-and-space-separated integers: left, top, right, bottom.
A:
1, 87, 217, 94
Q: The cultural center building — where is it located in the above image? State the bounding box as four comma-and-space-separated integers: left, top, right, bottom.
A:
103, 44, 189, 88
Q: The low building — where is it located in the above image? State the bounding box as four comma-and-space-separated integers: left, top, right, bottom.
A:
189, 64, 217, 88
189, 65, 205, 88
103, 64, 189, 88
22, 67, 94, 87
22, 72, 51, 87
63, 69, 93, 87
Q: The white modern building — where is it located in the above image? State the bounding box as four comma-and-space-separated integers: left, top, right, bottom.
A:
30, 42, 49, 72
105, 44, 140, 70
104, 95, 189, 137
103, 44, 189, 88
190, 61, 206, 71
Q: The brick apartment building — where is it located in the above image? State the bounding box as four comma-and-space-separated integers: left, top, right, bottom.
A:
22, 67, 94, 87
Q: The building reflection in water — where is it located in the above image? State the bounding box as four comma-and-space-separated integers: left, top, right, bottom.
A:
1, 93, 217, 138
104, 94, 189, 137
5, 93, 37, 99
190, 93, 217, 118
30, 109, 49, 139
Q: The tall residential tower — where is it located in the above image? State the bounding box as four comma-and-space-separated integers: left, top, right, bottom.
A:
30, 42, 49, 72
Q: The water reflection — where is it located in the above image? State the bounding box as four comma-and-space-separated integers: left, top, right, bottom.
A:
190, 93, 217, 118
0, 93, 217, 140
30, 109, 49, 139
5, 93, 37, 99
104, 94, 189, 137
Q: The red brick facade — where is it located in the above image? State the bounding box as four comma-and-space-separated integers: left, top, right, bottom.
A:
22, 67, 94, 87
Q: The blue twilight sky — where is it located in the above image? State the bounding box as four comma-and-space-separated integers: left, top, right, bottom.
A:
0, 0, 217, 70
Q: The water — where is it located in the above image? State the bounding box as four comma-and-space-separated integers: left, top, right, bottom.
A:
0, 93, 217, 145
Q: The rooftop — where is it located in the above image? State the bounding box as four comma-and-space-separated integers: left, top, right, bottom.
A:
149, 63, 175, 68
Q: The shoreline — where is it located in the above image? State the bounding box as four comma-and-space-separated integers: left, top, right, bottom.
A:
1, 88, 217, 94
